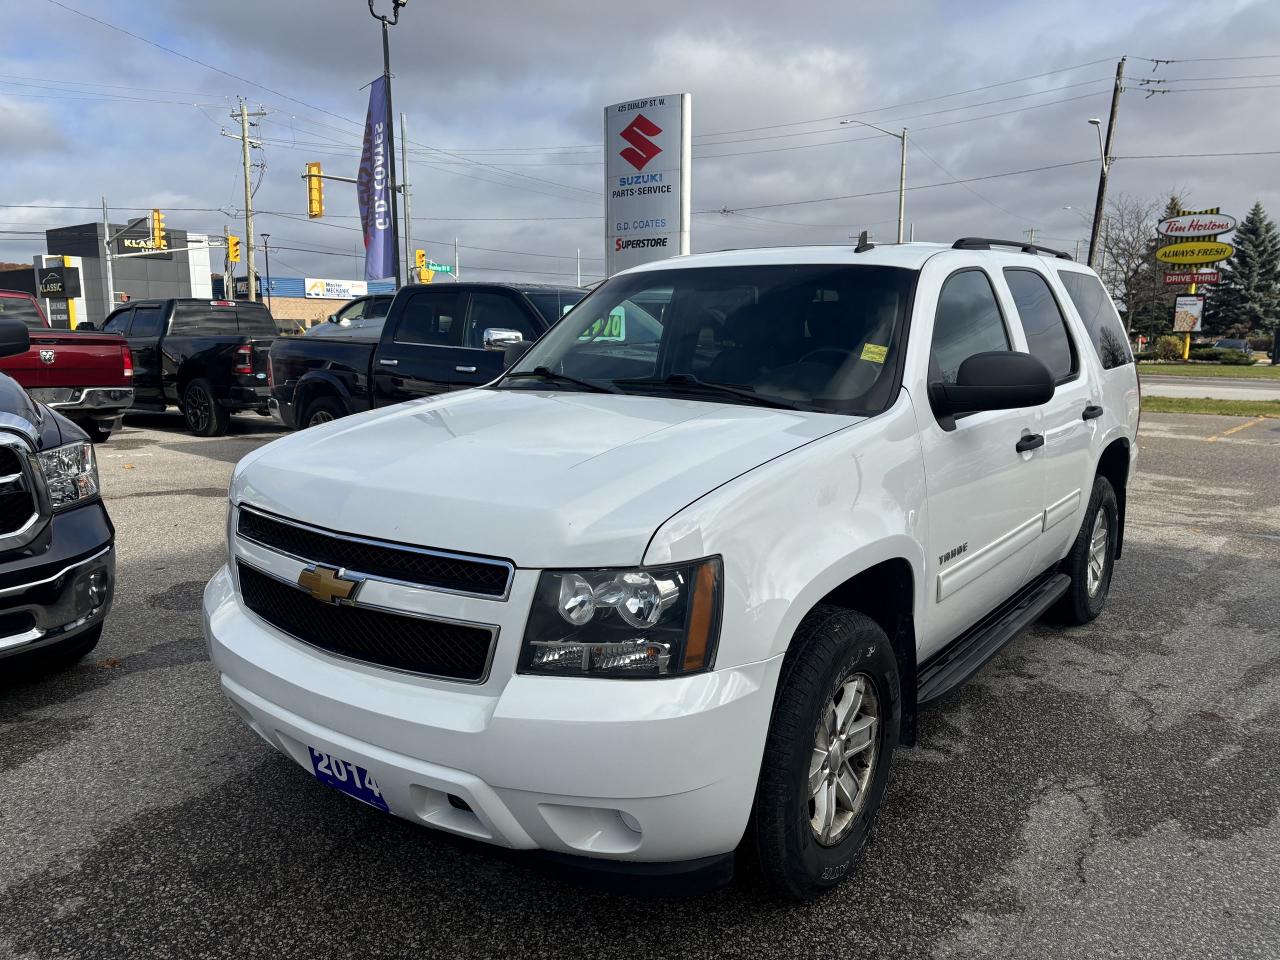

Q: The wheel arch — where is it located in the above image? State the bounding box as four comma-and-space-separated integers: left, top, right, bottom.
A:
800, 557, 920, 746
1095, 437, 1130, 559
294, 372, 352, 424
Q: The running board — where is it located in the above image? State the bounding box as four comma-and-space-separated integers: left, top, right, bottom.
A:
917, 572, 1070, 706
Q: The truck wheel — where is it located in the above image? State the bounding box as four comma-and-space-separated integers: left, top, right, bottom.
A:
86, 422, 114, 444
303, 396, 345, 428
1051, 476, 1118, 625
183, 379, 229, 437
753, 606, 900, 899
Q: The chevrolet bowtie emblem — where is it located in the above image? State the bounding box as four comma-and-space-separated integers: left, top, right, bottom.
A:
297, 565, 362, 604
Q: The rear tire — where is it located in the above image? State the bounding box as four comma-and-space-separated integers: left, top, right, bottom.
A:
753, 606, 900, 899
303, 395, 346, 428
86, 422, 115, 444
183, 379, 229, 437
1051, 476, 1118, 625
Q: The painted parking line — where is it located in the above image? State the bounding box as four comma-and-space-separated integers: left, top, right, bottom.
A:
1207, 417, 1266, 442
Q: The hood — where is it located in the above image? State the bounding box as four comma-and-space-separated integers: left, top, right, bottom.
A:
0, 370, 69, 450
233, 388, 855, 567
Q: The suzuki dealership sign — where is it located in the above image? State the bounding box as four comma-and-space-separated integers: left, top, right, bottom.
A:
605, 94, 691, 275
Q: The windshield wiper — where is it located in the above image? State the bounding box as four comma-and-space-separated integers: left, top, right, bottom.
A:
611, 374, 802, 410
502, 366, 621, 394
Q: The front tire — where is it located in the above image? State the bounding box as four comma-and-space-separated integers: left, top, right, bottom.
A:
1052, 476, 1118, 625
183, 379, 229, 437
85, 421, 115, 444
753, 606, 900, 899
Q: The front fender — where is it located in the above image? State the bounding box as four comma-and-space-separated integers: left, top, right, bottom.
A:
644, 393, 928, 669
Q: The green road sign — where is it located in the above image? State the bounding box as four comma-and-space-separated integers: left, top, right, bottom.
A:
427, 261, 453, 274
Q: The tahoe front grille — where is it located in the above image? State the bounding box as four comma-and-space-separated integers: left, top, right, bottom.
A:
0, 446, 37, 537
236, 507, 513, 599
236, 562, 497, 682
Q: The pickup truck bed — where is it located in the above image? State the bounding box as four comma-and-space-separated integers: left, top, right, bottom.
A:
0, 289, 133, 442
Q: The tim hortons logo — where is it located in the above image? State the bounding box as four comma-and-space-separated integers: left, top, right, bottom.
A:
619, 114, 663, 171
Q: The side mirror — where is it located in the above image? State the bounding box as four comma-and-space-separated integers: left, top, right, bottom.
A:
326, 314, 339, 324
483, 327, 523, 352
0, 318, 30, 359
76, 321, 97, 331
502, 341, 532, 369
929, 351, 1054, 422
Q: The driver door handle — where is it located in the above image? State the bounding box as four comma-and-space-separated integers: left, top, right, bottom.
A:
455, 365, 477, 374
1082, 404, 1104, 421
1015, 434, 1045, 453
378, 358, 399, 367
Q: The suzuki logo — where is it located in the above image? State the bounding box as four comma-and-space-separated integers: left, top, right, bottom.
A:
39, 349, 55, 365
619, 114, 662, 171
296, 564, 362, 604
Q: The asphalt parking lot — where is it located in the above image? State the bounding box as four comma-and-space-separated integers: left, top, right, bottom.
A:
2, 410, 1278, 959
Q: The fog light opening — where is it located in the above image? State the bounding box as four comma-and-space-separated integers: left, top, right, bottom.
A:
88, 570, 109, 607
619, 810, 642, 835
446, 793, 473, 813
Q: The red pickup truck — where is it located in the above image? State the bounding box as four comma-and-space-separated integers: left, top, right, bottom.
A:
0, 290, 134, 442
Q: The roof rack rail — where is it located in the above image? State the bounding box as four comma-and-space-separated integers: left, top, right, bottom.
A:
952, 237, 1074, 261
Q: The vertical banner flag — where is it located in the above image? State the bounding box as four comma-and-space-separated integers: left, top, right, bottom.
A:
357, 76, 395, 281
605, 94, 691, 276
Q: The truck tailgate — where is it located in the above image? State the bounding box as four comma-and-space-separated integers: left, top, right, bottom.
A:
5, 332, 129, 389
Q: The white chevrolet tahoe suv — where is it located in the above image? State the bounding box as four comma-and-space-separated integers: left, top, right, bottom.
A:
204, 238, 1139, 898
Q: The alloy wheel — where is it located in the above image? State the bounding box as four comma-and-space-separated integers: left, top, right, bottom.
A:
1087, 511, 1109, 598
186, 386, 211, 433
808, 673, 880, 846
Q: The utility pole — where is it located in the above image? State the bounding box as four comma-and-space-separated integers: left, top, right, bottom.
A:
1074, 238, 1082, 262
100, 196, 115, 314
1088, 57, 1125, 268
400, 111, 412, 283
454, 237, 459, 281
576, 248, 581, 287
227, 99, 267, 301
223, 225, 232, 298
897, 128, 907, 244
1024, 228, 1038, 245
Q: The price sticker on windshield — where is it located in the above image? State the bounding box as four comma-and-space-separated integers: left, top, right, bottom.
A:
860, 343, 888, 364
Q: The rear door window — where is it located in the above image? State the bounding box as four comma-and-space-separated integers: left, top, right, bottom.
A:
1003, 268, 1077, 382
102, 308, 133, 335
1056, 270, 1133, 369
129, 305, 165, 338
0, 296, 46, 328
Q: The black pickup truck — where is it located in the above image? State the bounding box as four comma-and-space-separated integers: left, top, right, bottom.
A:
101, 298, 275, 436
269, 282, 584, 429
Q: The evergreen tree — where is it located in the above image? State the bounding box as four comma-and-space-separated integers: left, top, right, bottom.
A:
1205, 201, 1280, 335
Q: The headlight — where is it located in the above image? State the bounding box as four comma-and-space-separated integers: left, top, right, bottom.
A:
37, 441, 100, 511
518, 558, 722, 678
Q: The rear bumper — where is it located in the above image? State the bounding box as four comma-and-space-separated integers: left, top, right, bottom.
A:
0, 504, 115, 659
28, 387, 134, 419
204, 564, 780, 865
222, 384, 272, 410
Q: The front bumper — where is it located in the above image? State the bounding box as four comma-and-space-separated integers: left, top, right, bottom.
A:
204, 563, 780, 864
0, 505, 115, 658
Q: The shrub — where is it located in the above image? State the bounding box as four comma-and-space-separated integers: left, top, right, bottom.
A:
1250, 334, 1274, 352
1133, 350, 1156, 362
1189, 348, 1228, 362
1155, 335, 1184, 361
1220, 350, 1256, 365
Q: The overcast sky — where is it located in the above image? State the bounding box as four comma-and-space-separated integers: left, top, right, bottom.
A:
1, 0, 1277, 286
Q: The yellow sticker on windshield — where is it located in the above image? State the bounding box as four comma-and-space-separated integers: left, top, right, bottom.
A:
861, 343, 888, 364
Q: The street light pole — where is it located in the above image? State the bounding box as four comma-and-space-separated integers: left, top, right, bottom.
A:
840, 119, 907, 243
260, 233, 273, 313
368, 0, 406, 288
1087, 57, 1126, 268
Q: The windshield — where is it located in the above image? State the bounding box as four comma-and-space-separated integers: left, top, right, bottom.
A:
501, 264, 914, 413
0, 296, 45, 328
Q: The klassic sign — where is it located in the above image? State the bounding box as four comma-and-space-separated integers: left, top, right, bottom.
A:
37, 265, 81, 299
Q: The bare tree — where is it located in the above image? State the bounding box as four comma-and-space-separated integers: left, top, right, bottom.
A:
1100, 193, 1165, 335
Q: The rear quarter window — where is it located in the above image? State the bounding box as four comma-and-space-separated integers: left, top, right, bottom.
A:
170, 304, 275, 337
1056, 271, 1133, 369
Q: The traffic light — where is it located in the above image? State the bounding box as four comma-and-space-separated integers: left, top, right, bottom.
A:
306, 162, 324, 219
151, 209, 167, 249
418, 267, 434, 284
414, 249, 426, 269
228, 234, 242, 263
